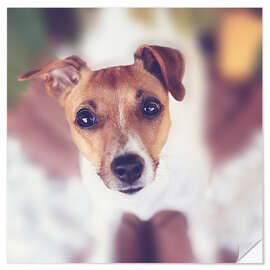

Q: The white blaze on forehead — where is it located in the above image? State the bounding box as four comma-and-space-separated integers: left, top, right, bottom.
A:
118, 99, 126, 128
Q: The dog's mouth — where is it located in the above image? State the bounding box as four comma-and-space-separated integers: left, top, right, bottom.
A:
119, 186, 143, 195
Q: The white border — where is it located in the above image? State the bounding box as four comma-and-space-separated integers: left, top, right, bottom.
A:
1, 1, 269, 269
1, 1, 7, 269
1, 0, 267, 8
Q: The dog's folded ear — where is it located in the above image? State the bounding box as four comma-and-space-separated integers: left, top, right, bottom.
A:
134, 45, 186, 101
18, 56, 87, 104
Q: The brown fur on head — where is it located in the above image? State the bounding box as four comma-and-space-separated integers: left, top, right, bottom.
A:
19, 45, 185, 192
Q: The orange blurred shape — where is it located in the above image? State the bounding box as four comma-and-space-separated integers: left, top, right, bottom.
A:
217, 10, 262, 82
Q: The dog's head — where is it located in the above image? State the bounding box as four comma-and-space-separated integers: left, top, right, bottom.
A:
19, 45, 185, 194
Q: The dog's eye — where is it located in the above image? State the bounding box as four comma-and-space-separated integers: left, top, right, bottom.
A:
76, 108, 97, 128
142, 97, 162, 118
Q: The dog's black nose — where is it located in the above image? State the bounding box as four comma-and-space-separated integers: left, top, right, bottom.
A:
111, 154, 144, 184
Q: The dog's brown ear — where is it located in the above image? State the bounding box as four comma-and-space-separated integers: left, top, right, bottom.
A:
18, 56, 87, 104
134, 45, 185, 101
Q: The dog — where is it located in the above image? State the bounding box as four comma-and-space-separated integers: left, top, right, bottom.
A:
18, 44, 211, 261
18, 42, 262, 263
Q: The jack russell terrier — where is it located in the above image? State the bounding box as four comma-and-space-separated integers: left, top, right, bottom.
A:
18, 44, 260, 263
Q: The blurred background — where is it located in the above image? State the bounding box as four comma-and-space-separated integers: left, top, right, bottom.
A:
7, 8, 262, 263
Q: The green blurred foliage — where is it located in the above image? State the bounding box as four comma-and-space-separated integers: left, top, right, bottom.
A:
127, 8, 221, 32
8, 8, 49, 107
129, 8, 155, 26
169, 8, 222, 34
